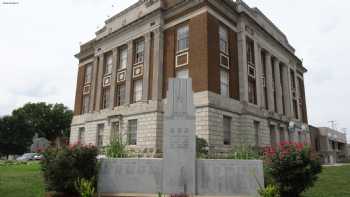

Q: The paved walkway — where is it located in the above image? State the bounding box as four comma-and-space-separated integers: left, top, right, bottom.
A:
322, 163, 350, 167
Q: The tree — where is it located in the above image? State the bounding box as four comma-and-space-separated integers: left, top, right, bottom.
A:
12, 102, 73, 141
0, 115, 34, 157
0, 102, 73, 156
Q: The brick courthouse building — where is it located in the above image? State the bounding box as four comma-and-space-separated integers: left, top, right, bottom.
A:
70, 0, 310, 154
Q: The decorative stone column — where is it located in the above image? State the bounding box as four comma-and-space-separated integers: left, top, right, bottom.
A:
90, 57, 99, 112
282, 64, 292, 118
152, 27, 164, 101
274, 59, 283, 114
95, 54, 104, 111
110, 48, 118, 109
237, 21, 249, 103
265, 53, 275, 112
142, 32, 151, 101
254, 44, 263, 107
125, 41, 133, 104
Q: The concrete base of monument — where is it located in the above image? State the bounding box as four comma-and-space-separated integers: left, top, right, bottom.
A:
98, 159, 264, 197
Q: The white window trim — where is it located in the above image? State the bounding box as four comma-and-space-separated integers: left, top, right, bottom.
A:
175, 52, 189, 68
220, 53, 230, 69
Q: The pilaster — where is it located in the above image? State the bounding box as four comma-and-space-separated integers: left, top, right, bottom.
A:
125, 41, 133, 104
265, 53, 274, 112
255, 44, 263, 107
95, 54, 104, 111
282, 64, 292, 118
90, 57, 99, 112
152, 27, 164, 101
110, 48, 118, 108
274, 59, 283, 114
143, 32, 152, 101
237, 21, 249, 103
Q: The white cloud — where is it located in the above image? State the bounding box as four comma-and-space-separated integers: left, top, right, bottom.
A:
0, 0, 349, 140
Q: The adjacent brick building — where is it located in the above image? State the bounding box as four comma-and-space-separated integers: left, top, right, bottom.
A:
70, 0, 310, 154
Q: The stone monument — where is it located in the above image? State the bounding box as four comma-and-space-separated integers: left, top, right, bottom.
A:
98, 78, 264, 196
30, 133, 50, 152
163, 78, 196, 194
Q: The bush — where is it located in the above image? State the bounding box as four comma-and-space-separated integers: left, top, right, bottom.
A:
41, 144, 98, 194
75, 177, 95, 197
258, 184, 280, 197
196, 137, 208, 158
105, 136, 127, 158
263, 142, 322, 197
227, 144, 261, 160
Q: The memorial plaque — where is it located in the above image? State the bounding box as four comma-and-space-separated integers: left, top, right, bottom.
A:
163, 78, 196, 194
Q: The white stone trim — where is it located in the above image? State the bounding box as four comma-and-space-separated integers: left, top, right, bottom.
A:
164, 7, 208, 30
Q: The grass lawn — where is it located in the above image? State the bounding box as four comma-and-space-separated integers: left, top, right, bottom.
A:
0, 162, 45, 197
302, 164, 350, 197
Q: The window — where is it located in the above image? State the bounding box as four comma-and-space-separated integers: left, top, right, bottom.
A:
177, 25, 189, 52
78, 127, 85, 144
84, 64, 93, 84
223, 116, 231, 145
279, 64, 286, 115
116, 84, 126, 106
248, 77, 257, 104
118, 46, 128, 70
246, 37, 255, 65
82, 95, 90, 114
134, 39, 145, 64
176, 69, 189, 79
298, 132, 302, 143
111, 122, 120, 141
293, 99, 299, 119
219, 26, 228, 54
254, 121, 260, 147
97, 124, 104, 148
128, 120, 137, 145
133, 79, 143, 103
104, 53, 113, 75
220, 69, 229, 97
290, 69, 296, 90
101, 87, 110, 109
270, 125, 277, 147
279, 127, 285, 142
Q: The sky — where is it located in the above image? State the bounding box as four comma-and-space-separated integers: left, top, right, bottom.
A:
0, 0, 349, 140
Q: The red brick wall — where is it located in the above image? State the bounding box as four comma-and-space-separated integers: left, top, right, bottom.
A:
74, 66, 85, 115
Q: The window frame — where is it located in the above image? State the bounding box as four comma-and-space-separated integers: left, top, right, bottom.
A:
219, 26, 229, 54
101, 87, 111, 109
104, 52, 113, 76
134, 39, 145, 65
97, 124, 104, 148
133, 79, 143, 103
176, 25, 189, 53
220, 69, 229, 97
118, 45, 128, 70
246, 37, 255, 66
176, 68, 189, 79
223, 116, 232, 145
78, 127, 85, 144
84, 63, 93, 84
82, 94, 90, 114
128, 120, 137, 145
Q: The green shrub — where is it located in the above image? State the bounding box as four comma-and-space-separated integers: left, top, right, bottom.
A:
228, 144, 261, 160
258, 184, 280, 197
105, 136, 127, 158
263, 142, 322, 197
196, 137, 208, 158
41, 144, 98, 194
75, 177, 95, 197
